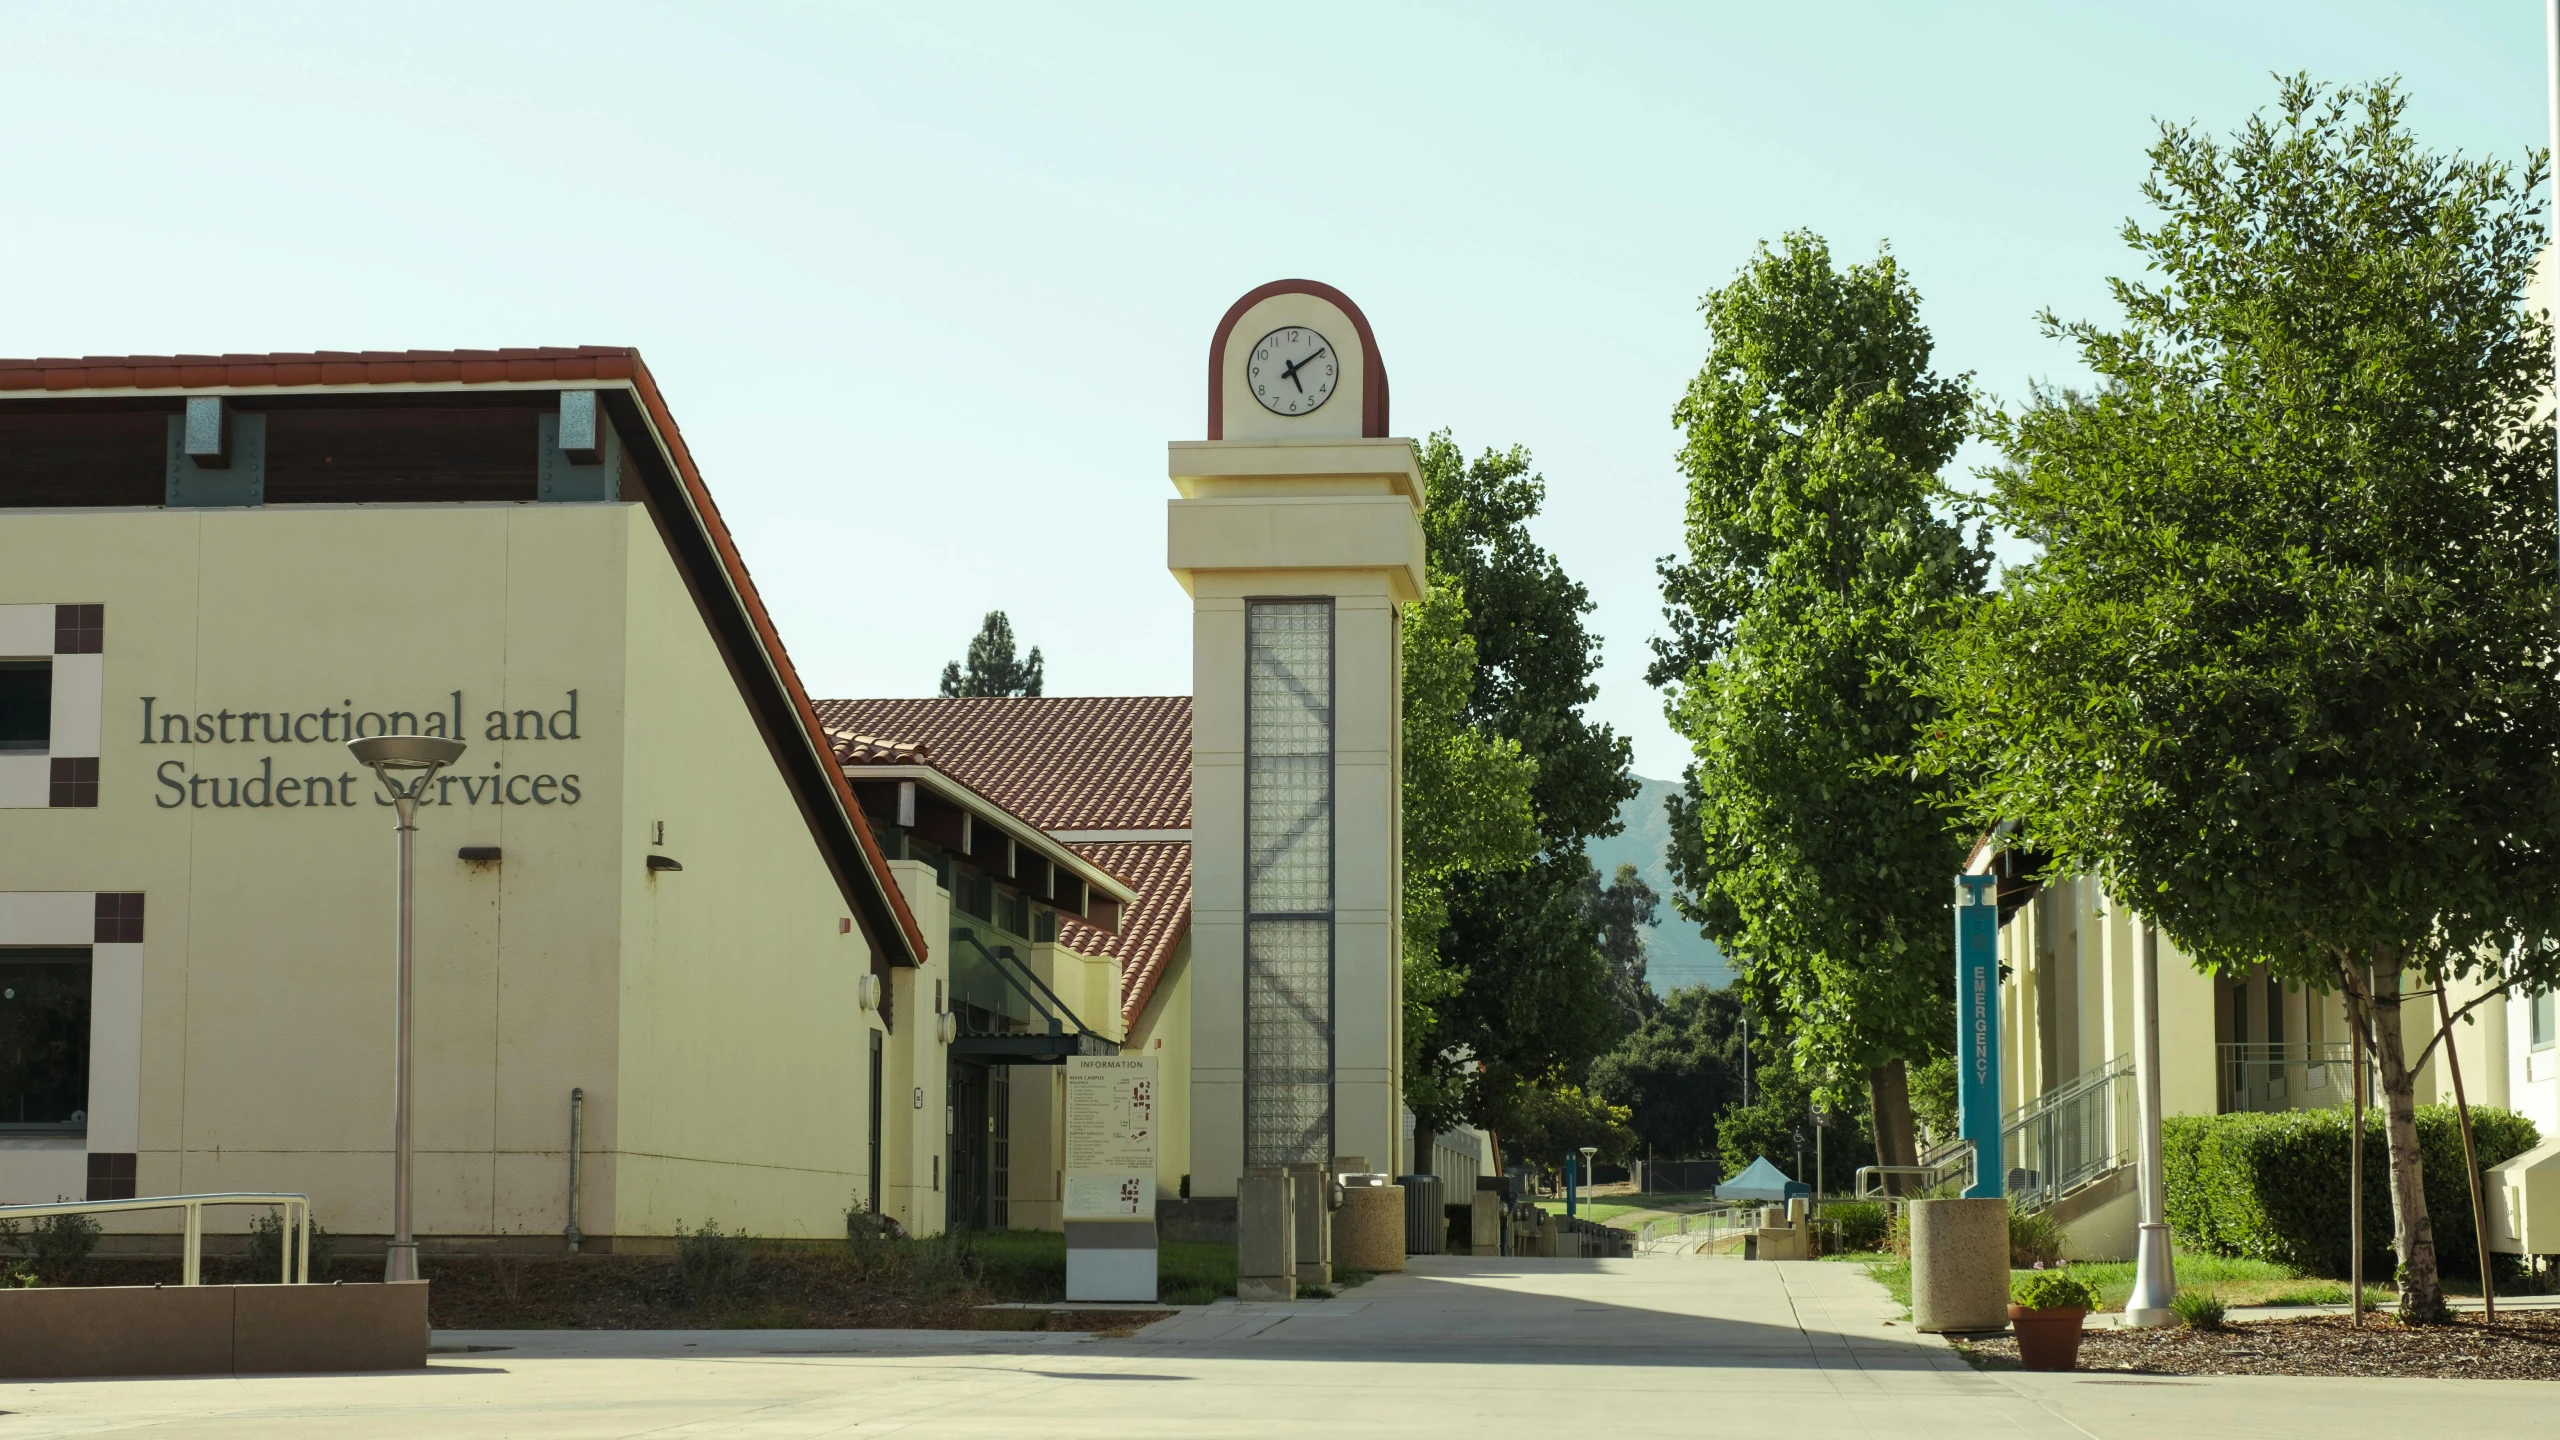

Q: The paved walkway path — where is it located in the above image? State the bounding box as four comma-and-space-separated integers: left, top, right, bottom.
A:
0, 1256, 2547, 1436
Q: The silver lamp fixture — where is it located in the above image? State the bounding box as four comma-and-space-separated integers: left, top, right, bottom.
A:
347, 734, 467, 1283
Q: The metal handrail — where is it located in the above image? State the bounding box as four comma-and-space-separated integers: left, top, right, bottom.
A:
0, 1192, 312, 1286
1856, 1143, 1974, 1200
2004, 1057, 2136, 1212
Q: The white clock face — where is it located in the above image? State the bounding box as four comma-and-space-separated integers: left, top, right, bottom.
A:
1248, 326, 1338, 416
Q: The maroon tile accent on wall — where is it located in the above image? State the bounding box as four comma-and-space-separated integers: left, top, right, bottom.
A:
84, 1152, 137, 1202
52, 603, 103, 655
93, 892, 144, 944
48, 756, 97, 807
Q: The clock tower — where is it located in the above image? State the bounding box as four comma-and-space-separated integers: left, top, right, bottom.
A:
1169, 281, 1422, 1198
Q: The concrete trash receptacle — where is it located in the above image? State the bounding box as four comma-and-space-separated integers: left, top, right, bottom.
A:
1910, 1197, 2009, 1333
1334, 1175, 1405, 1272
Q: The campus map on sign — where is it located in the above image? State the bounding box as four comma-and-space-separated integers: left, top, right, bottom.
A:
1064, 1055, 1157, 1220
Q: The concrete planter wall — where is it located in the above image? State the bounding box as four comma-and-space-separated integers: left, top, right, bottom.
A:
0, 1281, 428, 1378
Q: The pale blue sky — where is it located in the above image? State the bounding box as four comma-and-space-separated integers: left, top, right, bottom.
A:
3, 3, 2544, 779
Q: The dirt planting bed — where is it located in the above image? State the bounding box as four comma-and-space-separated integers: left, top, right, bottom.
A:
19, 1252, 1169, 1334
1957, 1310, 2560, 1380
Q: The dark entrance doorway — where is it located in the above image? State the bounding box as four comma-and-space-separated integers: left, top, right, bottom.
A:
946, 1058, 1009, 1231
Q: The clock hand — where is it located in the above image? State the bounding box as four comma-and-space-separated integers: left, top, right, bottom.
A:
1279, 346, 1331, 394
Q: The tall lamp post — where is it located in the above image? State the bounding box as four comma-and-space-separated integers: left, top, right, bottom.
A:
348, 735, 467, 1283
1577, 1145, 1598, 1220
2124, 918, 2177, 1326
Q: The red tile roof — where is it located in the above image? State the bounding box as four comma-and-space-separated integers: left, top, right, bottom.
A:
826, 730, 931, 766
1057, 841, 1191, 1027
811, 696, 1194, 1024
0, 346, 637, 392
810, 697, 1190, 832
0, 346, 930, 976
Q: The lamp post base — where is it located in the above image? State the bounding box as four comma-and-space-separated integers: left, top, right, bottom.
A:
2123, 1221, 2176, 1327
384, 1240, 420, 1283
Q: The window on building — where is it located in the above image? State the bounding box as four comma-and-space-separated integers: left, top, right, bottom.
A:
2533, 989, 2555, 1053
0, 662, 49, 752
0, 948, 90, 1132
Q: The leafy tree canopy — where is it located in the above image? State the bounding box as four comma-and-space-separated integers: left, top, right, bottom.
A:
1414, 434, 1638, 1133
1711, 1013, 1876, 1190
1921, 77, 2560, 1322
1652, 231, 1988, 1124
1487, 1082, 1638, 1171
1580, 862, 1662, 1037
939, 611, 1044, 697
1589, 983, 1742, 1160
1402, 571, 1542, 1128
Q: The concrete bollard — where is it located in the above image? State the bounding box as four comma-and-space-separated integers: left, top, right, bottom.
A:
1910, 1197, 2010, 1333
1468, 1188, 1502, 1254
1237, 1168, 1297, 1302
1285, 1161, 1332, 1290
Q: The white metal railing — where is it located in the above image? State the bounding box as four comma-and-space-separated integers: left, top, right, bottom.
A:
2219, 1042, 2370, 1114
1856, 1140, 1974, 1200
0, 1193, 312, 1286
2001, 1057, 2136, 1211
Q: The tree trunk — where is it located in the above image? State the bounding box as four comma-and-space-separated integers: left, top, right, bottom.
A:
1868, 1059, 1917, 1196
2348, 960, 2450, 1325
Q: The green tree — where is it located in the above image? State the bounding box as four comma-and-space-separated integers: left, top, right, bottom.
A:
1651, 232, 1988, 1174
1712, 1015, 1876, 1189
1418, 434, 1640, 1130
1580, 862, 1662, 1037
1589, 984, 1743, 1161
1923, 78, 2560, 1324
1402, 573, 1542, 1130
938, 611, 1044, 697
1488, 1083, 1639, 1172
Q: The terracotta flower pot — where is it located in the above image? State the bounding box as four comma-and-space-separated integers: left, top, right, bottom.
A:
2008, 1303, 2088, 1372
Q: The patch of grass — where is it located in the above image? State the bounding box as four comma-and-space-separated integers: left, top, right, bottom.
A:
1851, 1254, 1913, 1313
961, 1230, 1236, 1305
1532, 1200, 1647, 1224
2019, 1251, 2394, 1313
2171, 1287, 2227, 1330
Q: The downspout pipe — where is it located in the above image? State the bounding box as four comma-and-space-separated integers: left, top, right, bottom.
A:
566, 1087, 586, 1255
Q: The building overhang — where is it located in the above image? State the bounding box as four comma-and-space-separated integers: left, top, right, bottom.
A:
844, 763, 1139, 921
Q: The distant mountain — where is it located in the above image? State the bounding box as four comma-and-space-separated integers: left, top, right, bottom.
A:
1584, 774, 1733, 994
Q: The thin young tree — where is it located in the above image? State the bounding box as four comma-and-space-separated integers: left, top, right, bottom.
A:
1653, 232, 1989, 1176
1927, 78, 2560, 1323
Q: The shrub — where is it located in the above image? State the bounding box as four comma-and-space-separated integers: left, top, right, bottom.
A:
1827, 1201, 1889, 1253
844, 1200, 903, 1277
2011, 1267, 2099, 1311
246, 1210, 336, 1280
2162, 1105, 2538, 1279
674, 1219, 753, 1305
2008, 1203, 2062, 1268
27, 1212, 100, 1273
2170, 1287, 2227, 1330
905, 1228, 980, 1304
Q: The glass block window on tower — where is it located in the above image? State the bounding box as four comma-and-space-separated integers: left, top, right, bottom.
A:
1244, 599, 1334, 1170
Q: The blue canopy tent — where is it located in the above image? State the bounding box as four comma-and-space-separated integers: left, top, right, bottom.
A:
1714, 1156, 1810, 1202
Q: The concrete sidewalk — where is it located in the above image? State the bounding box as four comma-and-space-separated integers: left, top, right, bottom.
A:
0, 1256, 2546, 1437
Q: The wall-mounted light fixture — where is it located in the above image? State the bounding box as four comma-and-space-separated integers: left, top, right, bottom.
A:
646, 854, 684, 874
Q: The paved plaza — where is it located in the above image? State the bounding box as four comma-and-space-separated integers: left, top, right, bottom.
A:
0, 1257, 2548, 1438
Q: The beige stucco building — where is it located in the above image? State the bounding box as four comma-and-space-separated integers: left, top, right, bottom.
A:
0, 350, 1182, 1251
1989, 857, 2557, 1259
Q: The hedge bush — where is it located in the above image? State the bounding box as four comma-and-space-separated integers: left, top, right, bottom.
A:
2162, 1105, 2538, 1279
